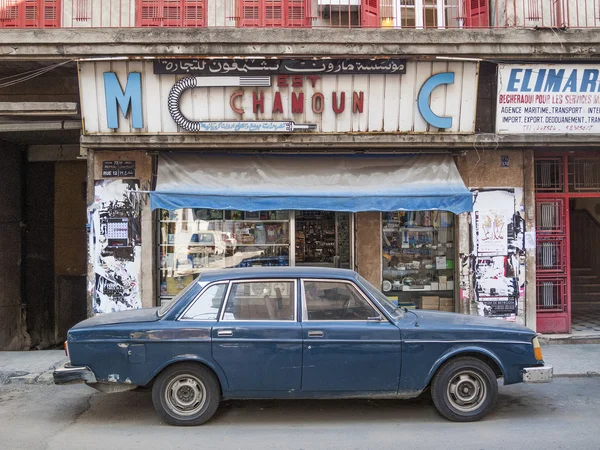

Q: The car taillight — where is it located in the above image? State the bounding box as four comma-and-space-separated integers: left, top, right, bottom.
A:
532, 337, 543, 361
64, 341, 69, 358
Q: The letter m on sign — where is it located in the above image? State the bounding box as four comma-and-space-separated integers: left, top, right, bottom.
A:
104, 72, 143, 129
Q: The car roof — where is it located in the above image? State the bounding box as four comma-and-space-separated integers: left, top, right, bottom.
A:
197, 267, 360, 283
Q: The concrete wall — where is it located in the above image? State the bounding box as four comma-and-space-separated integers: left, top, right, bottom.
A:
0, 143, 29, 350
455, 149, 535, 328
355, 212, 381, 288
24, 162, 55, 348
90, 150, 154, 310
55, 162, 88, 340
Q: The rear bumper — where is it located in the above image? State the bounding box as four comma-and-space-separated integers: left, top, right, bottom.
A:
53, 363, 97, 385
522, 365, 553, 383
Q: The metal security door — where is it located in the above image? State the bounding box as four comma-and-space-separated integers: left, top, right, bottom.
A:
535, 156, 570, 333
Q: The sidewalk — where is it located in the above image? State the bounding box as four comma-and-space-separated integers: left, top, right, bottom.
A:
0, 350, 68, 385
1, 345, 599, 385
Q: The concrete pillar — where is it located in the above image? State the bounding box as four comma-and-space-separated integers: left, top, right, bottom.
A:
523, 149, 537, 331
0, 143, 29, 350
355, 212, 381, 288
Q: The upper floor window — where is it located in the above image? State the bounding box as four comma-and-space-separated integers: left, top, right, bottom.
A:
0, 0, 60, 28
238, 0, 311, 27
138, 0, 206, 26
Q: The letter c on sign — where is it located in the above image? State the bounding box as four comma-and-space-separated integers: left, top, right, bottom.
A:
417, 72, 455, 129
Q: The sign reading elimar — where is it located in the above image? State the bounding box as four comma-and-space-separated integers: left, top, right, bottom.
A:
497, 64, 600, 134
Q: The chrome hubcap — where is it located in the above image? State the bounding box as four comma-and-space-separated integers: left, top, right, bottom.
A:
164, 374, 206, 416
446, 370, 487, 413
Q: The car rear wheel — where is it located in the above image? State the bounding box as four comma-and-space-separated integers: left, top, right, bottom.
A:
152, 363, 220, 426
431, 356, 498, 422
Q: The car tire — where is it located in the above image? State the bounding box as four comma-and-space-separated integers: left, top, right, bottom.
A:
430, 356, 498, 422
152, 362, 221, 426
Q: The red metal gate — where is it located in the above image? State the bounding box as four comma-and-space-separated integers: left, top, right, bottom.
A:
535, 153, 600, 333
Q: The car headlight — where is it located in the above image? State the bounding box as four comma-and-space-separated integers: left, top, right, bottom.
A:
532, 337, 543, 361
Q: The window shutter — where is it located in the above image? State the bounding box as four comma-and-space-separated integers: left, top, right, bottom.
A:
161, 0, 181, 26
139, 0, 161, 26
361, 0, 380, 27
239, 0, 261, 27
42, 0, 59, 27
0, 0, 21, 27
182, 0, 204, 26
24, 0, 38, 26
463, 0, 489, 27
285, 0, 310, 27
264, 0, 282, 26
138, 0, 205, 27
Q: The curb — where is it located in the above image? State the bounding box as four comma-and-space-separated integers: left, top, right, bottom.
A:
553, 372, 600, 378
0, 357, 69, 386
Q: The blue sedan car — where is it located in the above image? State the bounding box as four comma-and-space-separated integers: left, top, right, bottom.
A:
54, 267, 552, 425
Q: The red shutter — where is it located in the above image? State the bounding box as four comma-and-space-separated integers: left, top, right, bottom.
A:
361, 0, 380, 27
182, 0, 204, 26
42, 0, 59, 27
286, 0, 310, 27
239, 0, 261, 26
138, 0, 205, 27
463, 0, 489, 27
239, 0, 310, 28
264, 0, 282, 26
139, 0, 162, 26
0, 0, 58, 27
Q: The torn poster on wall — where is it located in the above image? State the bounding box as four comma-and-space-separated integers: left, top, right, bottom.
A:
90, 179, 142, 314
472, 190, 525, 321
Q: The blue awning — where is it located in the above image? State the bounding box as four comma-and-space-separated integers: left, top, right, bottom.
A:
150, 153, 473, 214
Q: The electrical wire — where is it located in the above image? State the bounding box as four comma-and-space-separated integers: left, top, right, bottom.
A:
0, 60, 74, 89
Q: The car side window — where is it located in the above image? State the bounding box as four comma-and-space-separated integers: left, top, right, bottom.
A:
222, 281, 295, 321
181, 283, 227, 320
304, 281, 378, 321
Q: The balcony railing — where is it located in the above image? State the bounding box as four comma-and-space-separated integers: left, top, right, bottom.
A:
1, 0, 599, 29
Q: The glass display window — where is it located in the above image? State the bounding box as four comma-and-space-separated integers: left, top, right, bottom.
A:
382, 210, 455, 311
159, 208, 291, 302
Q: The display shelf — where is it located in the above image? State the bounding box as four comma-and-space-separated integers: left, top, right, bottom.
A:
382, 210, 455, 310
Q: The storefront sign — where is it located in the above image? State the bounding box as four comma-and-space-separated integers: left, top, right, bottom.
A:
80, 61, 479, 134
102, 160, 136, 178
154, 58, 407, 76
497, 64, 600, 134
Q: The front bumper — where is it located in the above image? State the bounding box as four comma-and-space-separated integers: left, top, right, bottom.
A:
522, 365, 553, 383
53, 363, 97, 385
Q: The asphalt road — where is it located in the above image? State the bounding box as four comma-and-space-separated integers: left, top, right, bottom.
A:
1, 378, 598, 450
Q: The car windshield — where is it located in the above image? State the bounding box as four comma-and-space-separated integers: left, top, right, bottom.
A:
356, 274, 403, 320
157, 277, 201, 318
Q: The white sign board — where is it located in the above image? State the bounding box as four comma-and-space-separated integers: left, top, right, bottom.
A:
79, 61, 479, 134
497, 64, 600, 134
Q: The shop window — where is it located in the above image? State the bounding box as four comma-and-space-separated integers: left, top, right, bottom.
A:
138, 0, 206, 27
0, 0, 60, 28
159, 209, 290, 302
238, 0, 311, 27
382, 211, 455, 311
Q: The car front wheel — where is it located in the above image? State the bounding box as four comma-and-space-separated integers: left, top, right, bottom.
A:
431, 356, 498, 422
152, 363, 220, 426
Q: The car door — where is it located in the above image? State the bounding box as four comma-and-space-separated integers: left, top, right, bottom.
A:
300, 278, 402, 392
212, 279, 302, 392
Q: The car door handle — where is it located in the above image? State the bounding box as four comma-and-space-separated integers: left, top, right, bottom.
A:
217, 330, 233, 337
307, 330, 324, 338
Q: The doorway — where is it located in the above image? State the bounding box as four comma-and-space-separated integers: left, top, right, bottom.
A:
294, 211, 352, 269
535, 153, 600, 334
569, 198, 600, 334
